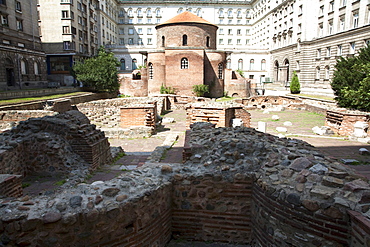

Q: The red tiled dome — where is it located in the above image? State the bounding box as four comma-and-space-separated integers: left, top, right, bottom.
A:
157, 11, 216, 27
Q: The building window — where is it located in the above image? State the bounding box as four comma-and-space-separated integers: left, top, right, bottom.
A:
62, 10, 69, 19
156, 8, 161, 17
238, 59, 243, 70
138, 18, 142, 24
228, 9, 233, 17
219, 39, 223, 45
316, 67, 320, 79
128, 38, 133, 45
178, 8, 183, 14
338, 44, 343, 56
182, 34, 187, 46
219, 9, 224, 17
138, 28, 142, 34
237, 39, 241, 45
341, 0, 347, 7
339, 16, 345, 31
132, 58, 137, 70
119, 28, 124, 35
20, 60, 27, 74
181, 58, 189, 69
237, 29, 241, 35
16, 19, 23, 31
206, 36, 210, 47
34, 62, 40, 75
147, 28, 152, 35
1, 14, 8, 26
15, 1, 21, 12
228, 39, 232, 45
0, 0, 6, 5
138, 38, 143, 45
147, 8, 152, 17
218, 63, 223, 79
119, 59, 126, 70
261, 59, 266, 70
128, 28, 134, 35
329, 1, 334, 12
318, 23, 323, 37
119, 38, 124, 45
249, 59, 254, 70
328, 21, 333, 34
227, 59, 231, 69
325, 66, 330, 80
62, 26, 70, 34
326, 47, 331, 57
228, 29, 232, 35
162, 36, 165, 47
350, 42, 355, 54
353, 12, 359, 28
149, 63, 153, 79
137, 8, 142, 17
147, 38, 152, 45
317, 49, 321, 58
196, 8, 201, 17
219, 28, 224, 35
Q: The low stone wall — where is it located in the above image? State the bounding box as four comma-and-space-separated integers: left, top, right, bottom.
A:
120, 103, 157, 129
326, 110, 370, 137
0, 174, 22, 198
0, 111, 111, 178
0, 110, 57, 132
186, 103, 251, 128
0, 87, 80, 100
77, 97, 165, 129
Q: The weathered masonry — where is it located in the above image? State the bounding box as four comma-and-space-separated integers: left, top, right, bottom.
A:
0, 124, 369, 246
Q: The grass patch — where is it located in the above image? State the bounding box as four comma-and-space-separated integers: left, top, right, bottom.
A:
22, 183, 31, 188
290, 94, 334, 101
54, 179, 66, 186
216, 96, 237, 102
0, 92, 89, 106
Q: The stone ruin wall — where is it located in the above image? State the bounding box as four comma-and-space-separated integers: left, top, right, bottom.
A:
0, 110, 57, 132
186, 104, 251, 129
0, 111, 112, 197
326, 111, 370, 137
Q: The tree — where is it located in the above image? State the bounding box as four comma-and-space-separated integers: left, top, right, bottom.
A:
331, 45, 370, 111
72, 46, 120, 92
290, 71, 300, 94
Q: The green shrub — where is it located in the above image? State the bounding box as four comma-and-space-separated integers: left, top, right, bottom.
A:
160, 84, 175, 94
192, 84, 209, 97
290, 71, 300, 94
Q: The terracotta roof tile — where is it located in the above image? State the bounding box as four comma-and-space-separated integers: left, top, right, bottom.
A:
158, 11, 216, 27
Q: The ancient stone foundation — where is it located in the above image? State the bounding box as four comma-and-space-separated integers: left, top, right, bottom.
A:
1, 123, 369, 246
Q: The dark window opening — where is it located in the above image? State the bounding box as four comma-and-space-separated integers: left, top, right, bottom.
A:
182, 34, 187, 46
181, 58, 188, 69
149, 63, 153, 79
206, 36, 210, 47
218, 63, 223, 79
162, 36, 165, 47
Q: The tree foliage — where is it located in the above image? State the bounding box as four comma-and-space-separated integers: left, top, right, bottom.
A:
331, 45, 370, 111
72, 46, 120, 92
290, 71, 300, 94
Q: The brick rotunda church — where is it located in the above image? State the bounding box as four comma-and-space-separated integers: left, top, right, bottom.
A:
119, 11, 252, 98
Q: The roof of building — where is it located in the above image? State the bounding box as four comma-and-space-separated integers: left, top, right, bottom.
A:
157, 11, 217, 28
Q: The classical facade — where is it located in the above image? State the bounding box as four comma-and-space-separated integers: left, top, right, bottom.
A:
112, 0, 370, 92
0, 0, 47, 91
119, 12, 252, 98
37, 0, 118, 86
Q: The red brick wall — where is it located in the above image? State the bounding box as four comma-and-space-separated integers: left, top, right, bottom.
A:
118, 68, 148, 97
252, 184, 350, 246
172, 174, 253, 243
204, 52, 225, 98
326, 111, 370, 137
0, 175, 22, 198
224, 69, 252, 98
156, 23, 218, 49
165, 49, 205, 96
348, 210, 370, 246
147, 52, 166, 95
120, 106, 156, 128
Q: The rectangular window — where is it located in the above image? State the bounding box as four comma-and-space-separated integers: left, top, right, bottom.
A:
341, 0, 347, 7
1, 14, 8, 25
328, 21, 333, 34
147, 38, 152, 45
62, 10, 69, 18
317, 48, 321, 58
128, 38, 133, 45
246, 39, 250, 45
237, 29, 241, 35
16, 19, 23, 31
337, 44, 342, 55
329, 1, 334, 12
0, 0, 6, 5
128, 28, 134, 35
339, 16, 345, 31
228, 39, 232, 45
138, 18, 142, 24
15, 1, 21, 12
138, 38, 143, 45
228, 29, 232, 35
147, 28, 152, 35
119, 38, 124, 45
353, 12, 359, 28
62, 26, 70, 34
156, 18, 161, 24
237, 39, 241, 45
119, 28, 124, 35
63, 41, 72, 50
219, 28, 224, 35
138, 28, 142, 34
326, 47, 331, 57
147, 18, 152, 24
350, 42, 355, 54
246, 29, 250, 35
219, 39, 224, 45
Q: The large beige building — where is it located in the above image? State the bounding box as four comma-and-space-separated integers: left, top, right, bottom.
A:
112, 0, 370, 92
0, 0, 47, 91
37, 0, 119, 86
